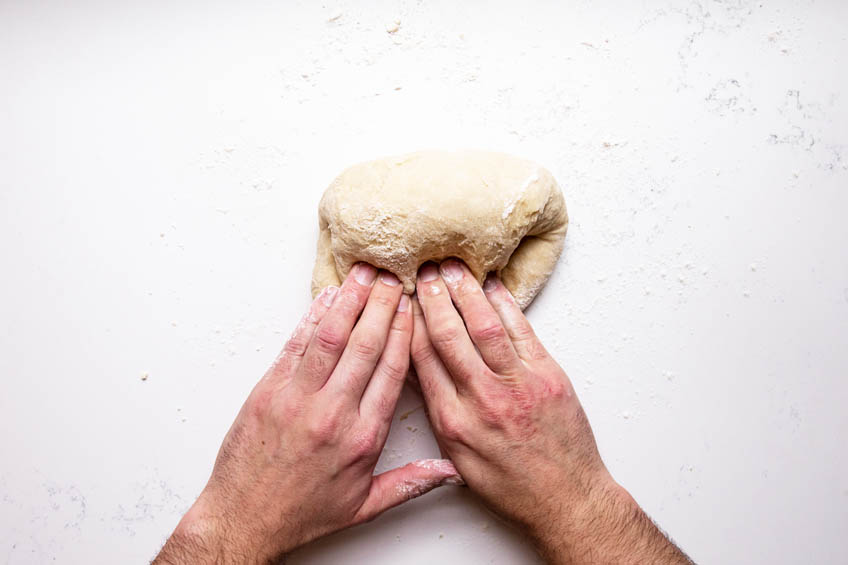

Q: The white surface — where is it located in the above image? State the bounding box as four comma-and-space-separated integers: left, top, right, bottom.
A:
1, 1, 847, 563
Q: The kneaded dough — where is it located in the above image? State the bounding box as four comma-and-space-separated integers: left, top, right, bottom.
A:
311, 150, 568, 310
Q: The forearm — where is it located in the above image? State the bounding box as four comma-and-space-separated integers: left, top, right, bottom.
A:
533, 481, 693, 565
153, 499, 284, 565
154, 529, 241, 565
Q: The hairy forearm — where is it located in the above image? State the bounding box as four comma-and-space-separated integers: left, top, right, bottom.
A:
154, 529, 277, 565
533, 482, 693, 565
153, 503, 283, 565
154, 531, 233, 565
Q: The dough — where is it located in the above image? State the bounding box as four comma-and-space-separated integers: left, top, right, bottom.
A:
311, 150, 568, 310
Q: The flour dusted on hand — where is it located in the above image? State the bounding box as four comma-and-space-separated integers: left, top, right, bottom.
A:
311, 150, 568, 309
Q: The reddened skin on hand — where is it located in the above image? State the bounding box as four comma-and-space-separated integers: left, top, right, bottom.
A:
412, 260, 692, 565
154, 265, 463, 564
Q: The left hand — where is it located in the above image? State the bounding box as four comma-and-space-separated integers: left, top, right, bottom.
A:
154, 263, 463, 564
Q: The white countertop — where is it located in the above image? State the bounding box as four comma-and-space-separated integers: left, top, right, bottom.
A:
1, 1, 846, 563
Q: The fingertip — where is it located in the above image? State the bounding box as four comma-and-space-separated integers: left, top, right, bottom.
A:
438, 258, 464, 285
379, 270, 400, 287
351, 262, 377, 286
411, 459, 465, 485
482, 272, 499, 293
417, 262, 439, 283
483, 273, 516, 304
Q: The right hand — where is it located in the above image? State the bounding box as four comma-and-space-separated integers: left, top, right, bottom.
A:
411, 259, 691, 564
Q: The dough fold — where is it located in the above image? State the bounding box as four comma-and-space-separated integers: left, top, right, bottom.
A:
311, 150, 568, 310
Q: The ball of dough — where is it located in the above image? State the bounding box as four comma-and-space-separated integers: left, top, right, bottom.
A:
311, 150, 568, 310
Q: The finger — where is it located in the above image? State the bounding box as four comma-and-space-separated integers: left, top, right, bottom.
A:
352, 459, 464, 525
410, 295, 457, 407
483, 273, 550, 362
298, 263, 377, 392
327, 270, 404, 400
360, 294, 412, 424
415, 263, 488, 390
264, 285, 339, 382
439, 259, 522, 375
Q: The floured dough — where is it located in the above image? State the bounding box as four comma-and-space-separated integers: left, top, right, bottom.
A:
311, 150, 568, 310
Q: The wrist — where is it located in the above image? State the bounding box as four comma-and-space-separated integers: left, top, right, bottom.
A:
528, 472, 636, 564
531, 476, 690, 565
155, 490, 285, 565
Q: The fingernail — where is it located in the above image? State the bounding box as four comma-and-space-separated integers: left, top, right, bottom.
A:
397, 294, 410, 312
439, 260, 463, 284
483, 273, 499, 293
418, 262, 439, 282
321, 285, 339, 306
442, 475, 466, 486
380, 271, 399, 286
353, 263, 377, 286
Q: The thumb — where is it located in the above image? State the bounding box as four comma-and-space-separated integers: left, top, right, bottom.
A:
354, 459, 464, 524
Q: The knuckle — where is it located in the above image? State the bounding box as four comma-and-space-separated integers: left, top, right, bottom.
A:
512, 322, 537, 343
306, 408, 343, 445
526, 340, 550, 361
350, 335, 382, 361
306, 423, 335, 445
470, 321, 508, 344
505, 320, 548, 359
514, 329, 548, 360
348, 429, 380, 461
436, 412, 466, 443
429, 324, 463, 348
545, 378, 567, 400
487, 343, 519, 371
283, 336, 309, 357
381, 355, 408, 383
315, 325, 346, 353
410, 339, 438, 365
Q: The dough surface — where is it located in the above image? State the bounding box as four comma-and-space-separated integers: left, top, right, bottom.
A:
311, 150, 568, 310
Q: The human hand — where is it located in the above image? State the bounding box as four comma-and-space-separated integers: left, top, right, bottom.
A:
155, 263, 462, 564
411, 259, 690, 564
